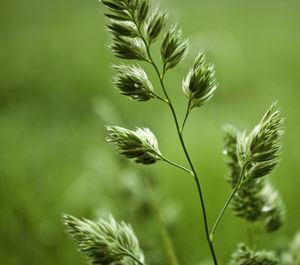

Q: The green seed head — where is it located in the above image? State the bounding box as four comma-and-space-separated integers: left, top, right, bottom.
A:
106, 126, 162, 165
182, 50, 217, 110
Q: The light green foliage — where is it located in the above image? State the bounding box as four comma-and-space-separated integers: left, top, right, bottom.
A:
182, 51, 217, 110
63, 214, 145, 265
281, 232, 300, 265
106, 126, 162, 165
230, 243, 278, 265
113, 64, 154, 101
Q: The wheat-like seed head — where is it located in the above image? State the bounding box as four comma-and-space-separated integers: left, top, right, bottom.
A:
230, 243, 278, 265
182, 50, 217, 110
223, 105, 286, 229
113, 64, 154, 101
106, 126, 162, 165
63, 214, 145, 265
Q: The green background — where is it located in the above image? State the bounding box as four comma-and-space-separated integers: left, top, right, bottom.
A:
1, 0, 299, 264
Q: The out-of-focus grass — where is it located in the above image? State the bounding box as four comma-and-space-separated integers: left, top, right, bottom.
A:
0, 0, 299, 264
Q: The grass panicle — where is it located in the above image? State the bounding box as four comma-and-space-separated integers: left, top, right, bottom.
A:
222, 108, 285, 229
182, 50, 217, 110
63, 1, 290, 265
63, 214, 145, 265
161, 25, 189, 71
238, 102, 284, 181
106, 126, 162, 165
110, 36, 148, 61
230, 243, 278, 265
113, 64, 154, 101
145, 7, 167, 43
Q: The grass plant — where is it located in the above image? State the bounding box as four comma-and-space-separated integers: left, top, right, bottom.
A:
63, 1, 291, 264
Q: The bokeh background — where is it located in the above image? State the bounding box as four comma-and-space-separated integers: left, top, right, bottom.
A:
1, 0, 299, 264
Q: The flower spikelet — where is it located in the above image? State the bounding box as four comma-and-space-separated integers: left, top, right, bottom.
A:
238, 102, 284, 181
161, 25, 189, 70
113, 64, 154, 101
106, 126, 162, 165
223, 123, 286, 228
230, 243, 278, 265
145, 7, 167, 43
63, 214, 145, 265
260, 182, 285, 232
110, 36, 148, 61
182, 50, 217, 110
222, 125, 241, 187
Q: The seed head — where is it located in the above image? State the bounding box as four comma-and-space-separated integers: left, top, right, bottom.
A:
222, 125, 240, 187
161, 25, 189, 70
102, 0, 131, 22
280, 232, 300, 265
238, 102, 284, 181
145, 7, 168, 43
260, 183, 285, 232
136, 0, 150, 23
182, 50, 217, 110
63, 214, 145, 265
223, 123, 286, 226
106, 126, 162, 164
107, 22, 138, 38
113, 64, 154, 101
110, 36, 148, 61
230, 243, 279, 265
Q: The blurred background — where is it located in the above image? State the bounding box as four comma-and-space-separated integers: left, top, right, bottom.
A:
1, 0, 299, 264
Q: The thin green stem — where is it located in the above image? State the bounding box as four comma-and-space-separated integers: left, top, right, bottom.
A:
160, 156, 193, 175
150, 91, 169, 104
145, 178, 181, 265
135, 29, 218, 265
131, 15, 218, 265
181, 100, 191, 132
210, 163, 247, 237
122, 252, 145, 265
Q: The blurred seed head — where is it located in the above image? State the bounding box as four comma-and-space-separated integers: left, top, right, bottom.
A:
230, 243, 279, 265
281, 232, 300, 265
260, 182, 285, 233
231, 178, 266, 222
223, 109, 286, 228
222, 125, 240, 187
